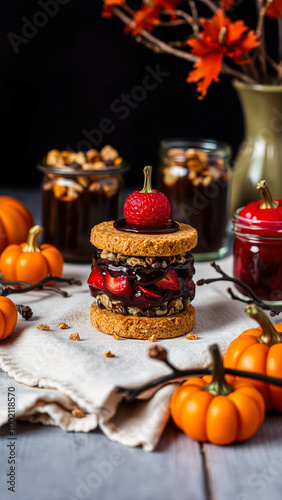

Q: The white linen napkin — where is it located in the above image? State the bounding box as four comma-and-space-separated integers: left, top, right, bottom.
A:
0, 256, 261, 450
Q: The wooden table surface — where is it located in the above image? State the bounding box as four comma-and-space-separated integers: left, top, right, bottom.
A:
1, 186, 282, 500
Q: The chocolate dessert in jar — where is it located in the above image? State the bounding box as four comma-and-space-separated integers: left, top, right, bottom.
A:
88, 166, 197, 339
158, 139, 231, 261
37, 146, 129, 262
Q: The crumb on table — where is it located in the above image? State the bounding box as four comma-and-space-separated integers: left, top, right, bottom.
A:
37, 324, 50, 331
186, 333, 198, 340
104, 350, 115, 358
59, 322, 69, 329
69, 333, 80, 341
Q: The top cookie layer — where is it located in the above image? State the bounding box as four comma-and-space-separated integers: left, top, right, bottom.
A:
90, 221, 197, 256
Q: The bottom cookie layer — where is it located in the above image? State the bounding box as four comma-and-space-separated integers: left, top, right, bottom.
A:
90, 302, 195, 339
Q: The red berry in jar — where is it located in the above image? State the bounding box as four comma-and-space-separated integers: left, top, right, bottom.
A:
124, 166, 171, 226
233, 180, 282, 302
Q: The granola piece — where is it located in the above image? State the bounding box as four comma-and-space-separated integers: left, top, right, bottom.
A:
69, 333, 80, 341
77, 176, 90, 188
72, 407, 85, 418
66, 182, 83, 200
127, 307, 143, 317
170, 298, 184, 311
126, 257, 146, 267
89, 182, 102, 192
104, 350, 116, 358
101, 177, 119, 198
148, 334, 157, 342
114, 157, 123, 166
162, 167, 178, 187
37, 324, 50, 331
202, 175, 212, 186
99, 294, 112, 310
100, 250, 116, 260
67, 152, 85, 166
145, 257, 154, 265
59, 322, 69, 329
101, 145, 119, 163
186, 333, 198, 340
82, 161, 105, 170
46, 149, 65, 167
86, 149, 100, 163
154, 306, 168, 317
53, 183, 67, 199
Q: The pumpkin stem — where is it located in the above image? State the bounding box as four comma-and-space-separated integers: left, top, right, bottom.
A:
204, 344, 234, 396
245, 304, 282, 346
139, 166, 154, 194
256, 180, 279, 210
22, 225, 43, 253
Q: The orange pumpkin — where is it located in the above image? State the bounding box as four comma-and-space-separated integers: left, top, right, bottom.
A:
170, 345, 265, 445
0, 196, 34, 254
0, 297, 18, 340
224, 304, 282, 411
0, 225, 64, 285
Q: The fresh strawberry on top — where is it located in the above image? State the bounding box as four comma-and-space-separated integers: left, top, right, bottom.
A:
124, 165, 171, 225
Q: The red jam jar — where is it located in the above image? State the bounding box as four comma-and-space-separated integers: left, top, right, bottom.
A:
233, 210, 282, 304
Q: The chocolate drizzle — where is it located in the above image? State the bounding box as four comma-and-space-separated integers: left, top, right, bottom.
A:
114, 218, 179, 234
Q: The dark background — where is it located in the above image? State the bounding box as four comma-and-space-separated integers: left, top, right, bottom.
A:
0, 1, 264, 189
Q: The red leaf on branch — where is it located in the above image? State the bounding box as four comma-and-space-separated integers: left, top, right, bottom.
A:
219, 0, 235, 10
102, 0, 125, 18
186, 9, 260, 99
266, 0, 282, 18
126, 0, 180, 36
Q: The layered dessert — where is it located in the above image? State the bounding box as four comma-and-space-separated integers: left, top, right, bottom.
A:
38, 146, 128, 261
88, 166, 197, 339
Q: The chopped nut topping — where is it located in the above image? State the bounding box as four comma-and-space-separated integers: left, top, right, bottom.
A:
148, 334, 157, 342
37, 324, 50, 331
59, 322, 69, 329
99, 294, 112, 310
100, 250, 116, 260
127, 306, 143, 316
126, 257, 146, 267
104, 350, 116, 358
69, 333, 80, 341
186, 333, 198, 340
72, 407, 85, 418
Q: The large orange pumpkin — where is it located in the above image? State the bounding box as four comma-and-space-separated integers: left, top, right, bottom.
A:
0, 297, 18, 340
0, 196, 34, 253
0, 225, 64, 284
170, 345, 265, 445
224, 304, 282, 411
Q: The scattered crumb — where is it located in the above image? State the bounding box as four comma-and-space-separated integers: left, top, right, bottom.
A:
37, 324, 50, 331
59, 322, 69, 329
113, 333, 121, 340
148, 334, 157, 342
104, 350, 115, 358
69, 333, 80, 341
186, 333, 198, 340
72, 407, 85, 418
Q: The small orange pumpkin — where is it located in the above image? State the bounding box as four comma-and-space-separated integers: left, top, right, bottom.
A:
0, 225, 64, 284
0, 196, 34, 254
224, 304, 282, 411
170, 345, 265, 445
0, 297, 18, 340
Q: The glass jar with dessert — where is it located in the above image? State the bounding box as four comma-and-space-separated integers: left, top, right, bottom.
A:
233, 180, 282, 305
158, 139, 231, 261
37, 146, 129, 262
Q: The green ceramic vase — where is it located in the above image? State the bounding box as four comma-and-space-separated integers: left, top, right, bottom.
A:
230, 80, 282, 215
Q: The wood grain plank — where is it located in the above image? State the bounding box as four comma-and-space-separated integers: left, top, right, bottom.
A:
0, 421, 207, 500
204, 412, 282, 500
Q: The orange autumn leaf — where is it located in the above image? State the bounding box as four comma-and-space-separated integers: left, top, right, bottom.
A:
187, 9, 260, 99
266, 0, 282, 18
102, 0, 125, 18
219, 0, 235, 10
126, 0, 180, 36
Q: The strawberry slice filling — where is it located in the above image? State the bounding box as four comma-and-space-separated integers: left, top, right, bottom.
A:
88, 251, 195, 310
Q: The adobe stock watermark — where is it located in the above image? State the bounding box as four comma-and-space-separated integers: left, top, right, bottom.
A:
6, 386, 17, 493
236, 456, 282, 500
8, 0, 71, 54
66, 64, 170, 152
61, 451, 125, 500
